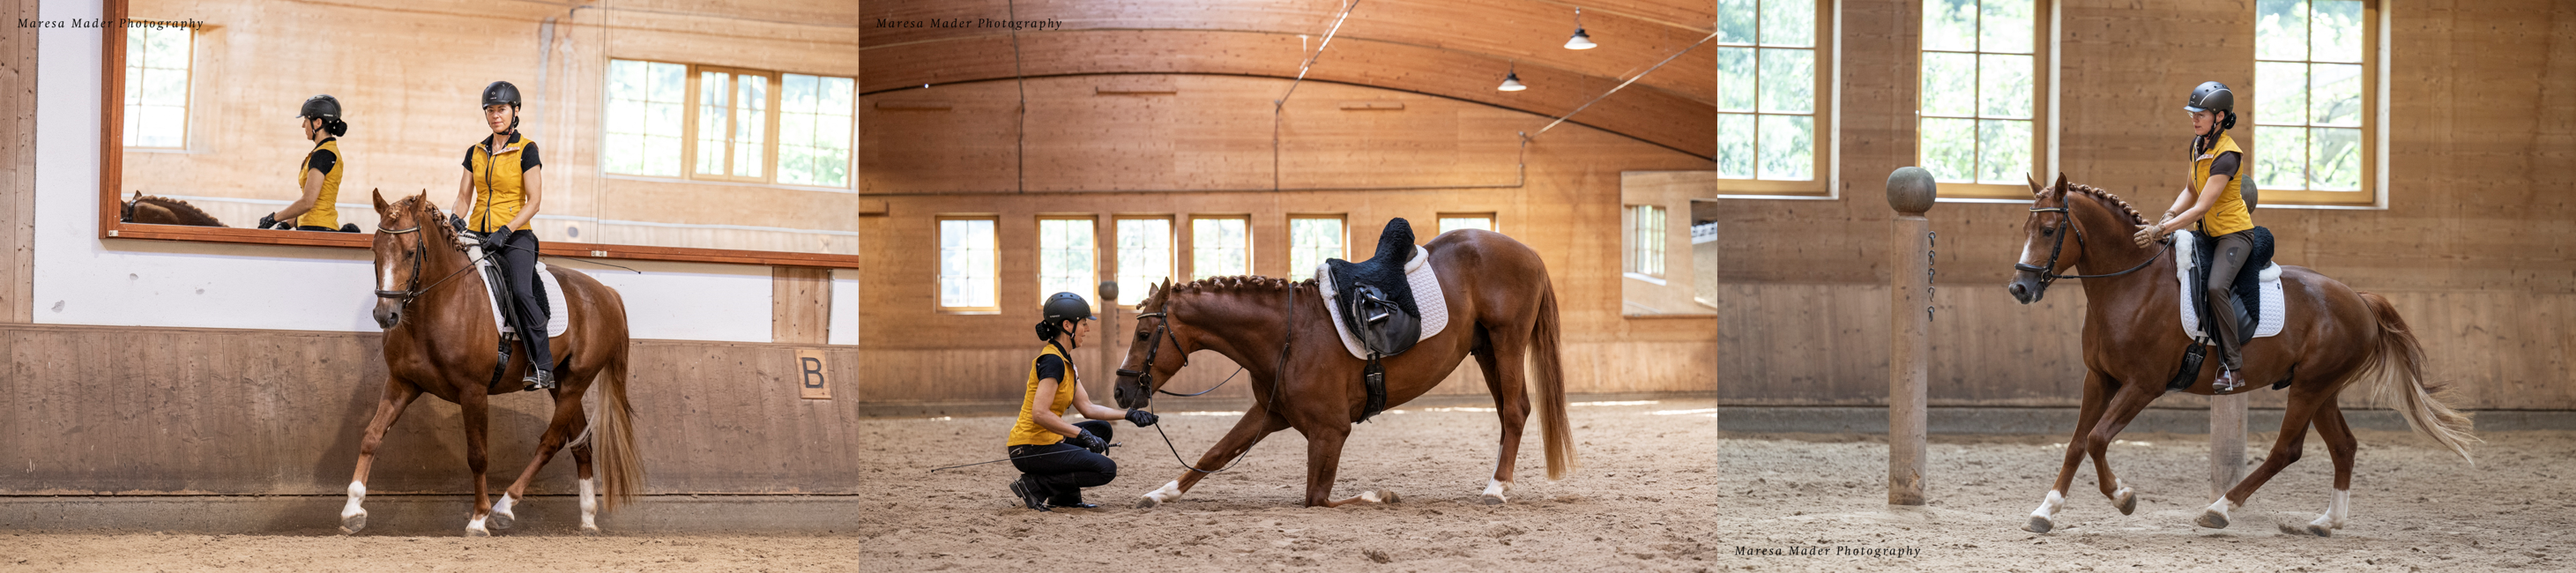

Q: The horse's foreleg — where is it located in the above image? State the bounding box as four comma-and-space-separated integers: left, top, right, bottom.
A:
2303, 403, 2357, 536
1473, 344, 1530, 504
491, 390, 588, 532
1137, 406, 1287, 509
342, 378, 422, 535
460, 387, 495, 537
2200, 385, 2323, 530
2083, 380, 2162, 514
2028, 371, 2110, 533
1302, 426, 1393, 508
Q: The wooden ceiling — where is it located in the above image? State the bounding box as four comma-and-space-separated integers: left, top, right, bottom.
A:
861, 0, 1719, 159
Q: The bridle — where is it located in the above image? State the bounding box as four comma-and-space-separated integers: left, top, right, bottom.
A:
371, 213, 478, 309
2014, 197, 2170, 289
1116, 289, 1302, 474
1114, 311, 1196, 398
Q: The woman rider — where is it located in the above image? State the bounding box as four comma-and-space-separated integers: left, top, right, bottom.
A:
1007, 292, 1160, 511
2133, 81, 2255, 388
447, 80, 555, 391
257, 95, 347, 232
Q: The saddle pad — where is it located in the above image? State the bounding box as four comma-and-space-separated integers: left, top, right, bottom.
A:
469, 249, 570, 338
1318, 246, 1448, 360
2174, 232, 2283, 340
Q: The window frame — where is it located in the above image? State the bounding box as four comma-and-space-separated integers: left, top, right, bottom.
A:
1286, 213, 1347, 278
121, 22, 194, 151
2249, 0, 2381, 208
1626, 205, 1667, 279
685, 65, 782, 184
1111, 215, 1176, 308
1712, 0, 1838, 197
1187, 214, 1252, 280
776, 72, 859, 189
934, 215, 1001, 314
1034, 215, 1099, 305
1436, 212, 1497, 235
1913, 0, 2057, 201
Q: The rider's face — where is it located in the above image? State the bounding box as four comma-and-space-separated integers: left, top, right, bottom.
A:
485, 105, 515, 134
2190, 110, 2215, 136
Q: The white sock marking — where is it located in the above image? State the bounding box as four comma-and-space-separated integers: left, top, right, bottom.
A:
2031, 489, 2066, 519
1482, 479, 1510, 501
340, 481, 367, 520
492, 494, 515, 519
579, 478, 599, 531
2309, 488, 2349, 530
465, 516, 488, 536
1143, 480, 1184, 503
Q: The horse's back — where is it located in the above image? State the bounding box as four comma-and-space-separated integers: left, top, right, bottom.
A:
1424, 229, 1552, 324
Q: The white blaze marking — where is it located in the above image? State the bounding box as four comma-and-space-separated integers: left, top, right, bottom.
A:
378, 266, 398, 293
579, 478, 599, 531
1143, 480, 1185, 504
2018, 243, 2034, 266
341, 481, 367, 520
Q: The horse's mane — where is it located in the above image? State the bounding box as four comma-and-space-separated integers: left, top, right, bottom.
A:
2060, 182, 2148, 227
383, 193, 456, 242
1140, 275, 1312, 312
128, 194, 226, 227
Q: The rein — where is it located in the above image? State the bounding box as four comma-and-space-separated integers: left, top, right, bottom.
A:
1123, 288, 1303, 475
2014, 205, 2171, 287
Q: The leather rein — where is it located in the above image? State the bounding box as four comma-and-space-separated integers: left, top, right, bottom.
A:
1118, 290, 1303, 474
2014, 204, 2171, 288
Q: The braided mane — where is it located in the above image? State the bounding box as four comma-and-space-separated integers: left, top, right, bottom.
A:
2060, 182, 2148, 227
1139, 275, 1312, 312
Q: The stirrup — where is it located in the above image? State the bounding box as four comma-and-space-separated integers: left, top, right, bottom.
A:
2213, 368, 2245, 392
522, 369, 556, 391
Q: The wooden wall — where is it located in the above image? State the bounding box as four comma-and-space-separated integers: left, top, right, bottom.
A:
0, 0, 34, 324
0, 324, 862, 495
1713, 0, 2576, 410
858, 75, 1718, 403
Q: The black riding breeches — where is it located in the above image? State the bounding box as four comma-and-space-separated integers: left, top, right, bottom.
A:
1010, 420, 1117, 503
2205, 231, 2253, 368
495, 229, 554, 373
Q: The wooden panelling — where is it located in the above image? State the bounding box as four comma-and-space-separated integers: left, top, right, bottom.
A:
772, 266, 831, 344
0, 324, 864, 495
1709, 0, 2576, 409
0, 0, 34, 324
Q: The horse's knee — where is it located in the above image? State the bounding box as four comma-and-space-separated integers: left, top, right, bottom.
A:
2085, 431, 2116, 455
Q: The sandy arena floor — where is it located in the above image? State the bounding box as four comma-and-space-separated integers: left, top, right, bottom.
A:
1, 399, 1724, 572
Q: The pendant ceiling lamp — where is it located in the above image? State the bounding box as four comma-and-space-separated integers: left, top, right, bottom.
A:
1564, 7, 1597, 50
1497, 63, 1527, 92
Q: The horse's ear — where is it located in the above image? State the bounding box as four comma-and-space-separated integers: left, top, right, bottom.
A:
2024, 174, 2044, 196
371, 189, 391, 214
2051, 173, 2070, 194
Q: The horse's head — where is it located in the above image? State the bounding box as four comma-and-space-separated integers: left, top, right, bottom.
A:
1113, 280, 1189, 410
2008, 173, 2081, 304
369, 190, 441, 329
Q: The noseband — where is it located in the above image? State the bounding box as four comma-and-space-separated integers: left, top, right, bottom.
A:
2014, 204, 2169, 286
371, 218, 476, 309
1117, 312, 1217, 398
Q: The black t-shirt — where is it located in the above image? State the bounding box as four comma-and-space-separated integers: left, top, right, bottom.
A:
1034, 353, 1067, 383
460, 133, 542, 172
304, 148, 337, 176
2208, 151, 2241, 179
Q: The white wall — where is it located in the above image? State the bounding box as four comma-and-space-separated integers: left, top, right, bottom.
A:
829, 269, 858, 345
32, 0, 774, 342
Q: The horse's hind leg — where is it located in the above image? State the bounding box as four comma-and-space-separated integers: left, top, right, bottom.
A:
570, 441, 599, 534
461, 386, 496, 537
342, 378, 422, 534
1472, 326, 1531, 505
2200, 385, 2325, 529
1138, 402, 1287, 509
2300, 401, 2357, 536
491, 386, 590, 532
2028, 371, 2111, 533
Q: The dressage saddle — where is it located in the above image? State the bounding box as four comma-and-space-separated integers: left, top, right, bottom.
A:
1323, 219, 1426, 422
2170, 226, 2277, 391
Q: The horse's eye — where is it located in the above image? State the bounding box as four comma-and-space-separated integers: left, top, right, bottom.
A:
2042, 227, 2055, 236
1136, 331, 1150, 341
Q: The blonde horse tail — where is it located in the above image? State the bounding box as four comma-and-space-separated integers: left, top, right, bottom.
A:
1530, 283, 1577, 480
2356, 292, 2480, 464
592, 342, 645, 511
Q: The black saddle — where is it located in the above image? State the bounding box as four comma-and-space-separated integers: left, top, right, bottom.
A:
2170, 226, 2278, 391
1322, 219, 1426, 422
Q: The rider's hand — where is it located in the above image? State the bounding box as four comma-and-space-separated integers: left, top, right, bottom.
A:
1124, 409, 1159, 428
1069, 429, 1109, 454
257, 212, 279, 229
480, 226, 510, 251
449, 214, 469, 233
2132, 224, 2167, 249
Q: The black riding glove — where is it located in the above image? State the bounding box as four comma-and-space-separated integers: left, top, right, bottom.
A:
448, 214, 470, 234
480, 226, 510, 251
257, 212, 279, 229
1068, 429, 1109, 454
1124, 409, 1159, 428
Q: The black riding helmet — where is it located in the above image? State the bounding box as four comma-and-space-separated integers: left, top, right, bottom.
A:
296, 94, 341, 119
2185, 81, 2237, 128
480, 81, 523, 109
1035, 292, 1096, 342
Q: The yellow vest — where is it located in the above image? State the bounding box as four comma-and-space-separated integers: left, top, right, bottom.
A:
2193, 133, 2253, 236
294, 138, 343, 229
1007, 344, 1080, 447
465, 133, 536, 234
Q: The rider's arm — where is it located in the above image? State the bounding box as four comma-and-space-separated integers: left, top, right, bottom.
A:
1028, 377, 1087, 438
450, 162, 475, 216
272, 166, 326, 223
1069, 381, 1130, 422
2162, 173, 2230, 234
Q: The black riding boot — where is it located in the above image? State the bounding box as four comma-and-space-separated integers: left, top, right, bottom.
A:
1009, 474, 1053, 512
501, 230, 555, 391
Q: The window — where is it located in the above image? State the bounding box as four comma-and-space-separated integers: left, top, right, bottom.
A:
1037, 218, 1096, 303
1438, 214, 1494, 235
603, 59, 856, 189
779, 74, 857, 187
1114, 218, 1173, 307
1288, 216, 1344, 276
1627, 205, 1666, 277
1715, 0, 1828, 190
1919, 0, 2050, 197
604, 59, 688, 177
123, 25, 193, 149
2253, 0, 2372, 204
1191, 216, 1248, 279
937, 218, 998, 312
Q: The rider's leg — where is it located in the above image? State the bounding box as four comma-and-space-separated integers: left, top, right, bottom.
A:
2206, 232, 2253, 374
503, 229, 555, 389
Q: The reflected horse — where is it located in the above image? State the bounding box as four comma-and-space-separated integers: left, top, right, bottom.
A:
121, 192, 226, 227
338, 190, 643, 536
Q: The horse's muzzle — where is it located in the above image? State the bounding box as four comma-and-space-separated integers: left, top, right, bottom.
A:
372, 305, 401, 329
2006, 279, 2044, 304
1113, 382, 1144, 410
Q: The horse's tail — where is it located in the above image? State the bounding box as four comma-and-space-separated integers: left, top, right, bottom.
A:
1531, 283, 1577, 480
592, 345, 645, 511
2356, 292, 2479, 464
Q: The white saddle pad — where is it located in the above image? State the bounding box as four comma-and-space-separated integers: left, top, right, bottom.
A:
2174, 232, 2283, 340
1315, 246, 1449, 360
468, 248, 570, 338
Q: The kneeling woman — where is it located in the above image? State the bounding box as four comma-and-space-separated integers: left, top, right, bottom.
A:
1006, 293, 1158, 511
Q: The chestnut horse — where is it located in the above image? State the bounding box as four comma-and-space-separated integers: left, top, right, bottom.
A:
1112, 228, 1574, 508
121, 192, 227, 227
2006, 175, 2476, 536
339, 190, 642, 536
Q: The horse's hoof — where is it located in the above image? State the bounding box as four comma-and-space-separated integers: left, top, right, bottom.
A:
2023, 516, 2054, 534
1376, 490, 1399, 504
2304, 524, 2333, 538
1481, 493, 1508, 505
465, 526, 491, 538
2195, 509, 2230, 530
1135, 496, 1161, 510
488, 497, 517, 530
580, 525, 603, 536
339, 510, 367, 535
2114, 490, 2138, 516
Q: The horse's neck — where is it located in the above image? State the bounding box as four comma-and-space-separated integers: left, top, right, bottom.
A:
1173, 289, 1294, 371
2067, 199, 2176, 317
